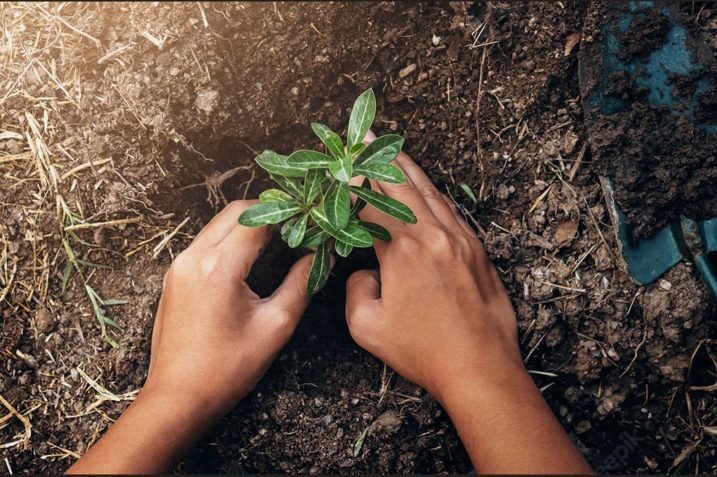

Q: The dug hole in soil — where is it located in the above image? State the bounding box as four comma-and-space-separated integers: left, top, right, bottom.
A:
1, 2, 717, 474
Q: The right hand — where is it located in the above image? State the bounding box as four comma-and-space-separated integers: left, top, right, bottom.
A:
345, 138, 525, 402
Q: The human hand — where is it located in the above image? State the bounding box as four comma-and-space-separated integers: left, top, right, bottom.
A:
344, 133, 592, 474
345, 133, 524, 403
142, 200, 317, 418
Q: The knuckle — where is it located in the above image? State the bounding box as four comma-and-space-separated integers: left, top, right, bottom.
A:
347, 271, 371, 290
346, 310, 370, 341
456, 234, 473, 251
168, 250, 195, 278
196, 251, 233, 281
393, 234, 420, 255
392, 181, 414, 193
427, 228, 453, 253
270, 308, 295, 336
419, 185, 441, 200
456, 235, 476, 260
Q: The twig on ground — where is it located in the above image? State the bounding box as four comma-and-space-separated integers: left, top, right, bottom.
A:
568, 142, 587, 182
63, 217, 142, 232
619, 325, 648, 379
0, 393, 31, 450
48, 12, 101, 48
0, 262, 17, 305
60, 158, 113, 181
196, 2, 209, 28
153, 217, 191, 259
473, 3, 494, 201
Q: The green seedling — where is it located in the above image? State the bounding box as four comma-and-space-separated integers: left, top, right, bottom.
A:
239, 88, 416, 294
58, 195, 126, 347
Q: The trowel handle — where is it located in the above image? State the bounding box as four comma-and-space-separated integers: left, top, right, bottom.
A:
695, 219, 717, 298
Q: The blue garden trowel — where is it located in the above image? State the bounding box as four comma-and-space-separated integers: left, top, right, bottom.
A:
579, 1, 717, 296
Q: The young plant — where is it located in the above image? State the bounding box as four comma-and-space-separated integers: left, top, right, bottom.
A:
238, 88, 416, 294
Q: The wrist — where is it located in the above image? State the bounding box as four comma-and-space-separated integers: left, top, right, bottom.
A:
138, 379, 228, 427
431, 347, 530, 409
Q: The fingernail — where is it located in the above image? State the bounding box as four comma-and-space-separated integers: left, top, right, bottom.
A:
363, 129, 377, 142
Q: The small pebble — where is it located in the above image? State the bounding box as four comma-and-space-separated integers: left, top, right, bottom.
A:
399, 63, 417, 78
36, 308, 55, 333
16, 350, 39, 369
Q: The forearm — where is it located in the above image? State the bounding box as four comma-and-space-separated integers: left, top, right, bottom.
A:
438, 359, 592, 474
67, 389, 217, 474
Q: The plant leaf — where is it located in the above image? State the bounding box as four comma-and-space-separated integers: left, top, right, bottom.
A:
459, 183, 478, 203
255, 150, 306, 177
355, 134, 404, 166
349, 186, 416, 224
102, 316, 122, 330
311, 122, 344, 159
337, 224, 373, 248
287, 214, 309, 248
329, 153, 352, 183
307, 241, 331, 295
260, 188, 294, 204
350, 142, 366, 157
335, 240, 353, 258
239, 202, 302, 227
353, 162, 405, 184
347, 88, 376, 149
281, 217, 298, 242
310, 206, 373, 247
358, 221, 392, 241
304, 169, 324, 205
350, 178, 371, 215
302, 226, 330, 247
324, 182, 351, 229
286, 150, 333, 170
61, 261, 74, 294
270, 174, 303, 198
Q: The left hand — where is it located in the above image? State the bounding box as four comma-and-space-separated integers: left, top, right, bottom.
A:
142, 200, 317, 418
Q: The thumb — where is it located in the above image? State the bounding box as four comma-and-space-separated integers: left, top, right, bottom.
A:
345, 269, 381, 327
266, 254, 315, 330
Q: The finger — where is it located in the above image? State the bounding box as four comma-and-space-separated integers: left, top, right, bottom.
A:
345, 269, 382, 347
391, 150, 457, 228
374, 159, 438, 226
192, 200, 256, 249
363, 129, 377, 143
359, 129, 437, 225
441, 194, 479, 238
263, 253, 316, 332
217, 217, 272, 279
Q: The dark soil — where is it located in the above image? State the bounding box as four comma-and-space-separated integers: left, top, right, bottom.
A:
581, 2, 717, 239
2, 2, 717, 474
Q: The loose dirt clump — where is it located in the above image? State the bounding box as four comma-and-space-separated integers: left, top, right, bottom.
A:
2, 2, 717, 474
582, 3, 717, 238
